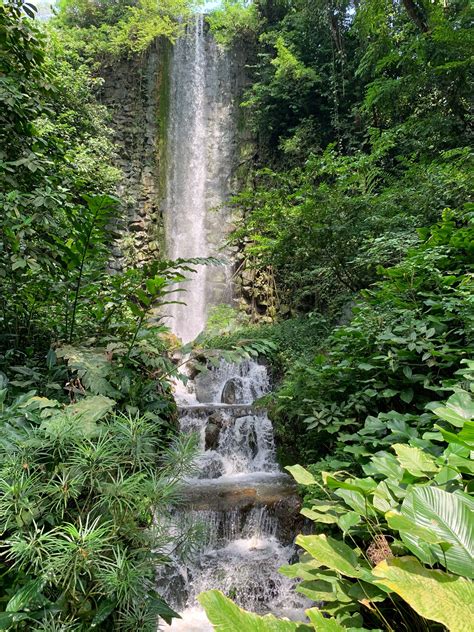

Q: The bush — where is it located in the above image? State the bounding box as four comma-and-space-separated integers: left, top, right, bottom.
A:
0, 390, 197, 630
272, 207, 474, 462
199, 361, 474, 630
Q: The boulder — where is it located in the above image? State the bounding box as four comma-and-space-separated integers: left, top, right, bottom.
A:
221, 377, 244, 404
205, 422, 220, 451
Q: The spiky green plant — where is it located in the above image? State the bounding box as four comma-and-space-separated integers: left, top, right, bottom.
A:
0, 393, 198, 630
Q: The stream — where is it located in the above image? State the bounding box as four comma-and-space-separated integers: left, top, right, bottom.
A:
159, 361, 307, 630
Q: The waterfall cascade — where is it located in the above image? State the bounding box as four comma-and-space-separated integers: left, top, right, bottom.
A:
163, 15, 235, 343
159, 362, 307, 630
159, 15, 306, 630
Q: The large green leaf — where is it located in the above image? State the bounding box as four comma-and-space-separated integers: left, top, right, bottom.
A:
297, 579, 352, 603
392, 444, 439, 477
91, 599, 116, 627
198, 590, 311, 631
373, 557, 474, 632
56, 345, 119, 397
306, 609, 345, 630
362, 453, 403, 482
433, 392, 474, 428
323, 473, 377, 494
5, 578, 46, 612
66, 395, 116, 423
334, 489, 376, 517
286, 464, 317, 486
436, 421, 474, 449
400, 487, 474, 577
386, 511, 444, 544
295, 534, 366, 579
279, 560, 323, 581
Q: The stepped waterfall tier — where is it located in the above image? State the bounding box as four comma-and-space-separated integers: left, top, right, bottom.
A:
163, 14, 236, 343
159, 361, 307, 630
158, 15, 306, 631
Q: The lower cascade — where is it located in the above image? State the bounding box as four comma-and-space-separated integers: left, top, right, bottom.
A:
158, 360, 307, 630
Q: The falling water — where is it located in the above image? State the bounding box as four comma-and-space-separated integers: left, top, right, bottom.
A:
158, 15, 307, 630
157, 360, 308, 630
163, 15, 235, 343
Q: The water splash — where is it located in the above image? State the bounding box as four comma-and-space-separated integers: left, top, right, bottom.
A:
159, 507, 306, 631
157, 360, 308, 630
180, 407, 278, 478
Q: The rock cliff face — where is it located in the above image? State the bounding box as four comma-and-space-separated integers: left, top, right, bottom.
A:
99, 29, 255, 317
98, 40, 170, 271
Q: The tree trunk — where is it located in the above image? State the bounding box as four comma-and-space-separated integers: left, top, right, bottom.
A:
401, 0, 429, 33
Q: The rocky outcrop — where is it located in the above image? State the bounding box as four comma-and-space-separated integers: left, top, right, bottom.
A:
98, 41, 171, 271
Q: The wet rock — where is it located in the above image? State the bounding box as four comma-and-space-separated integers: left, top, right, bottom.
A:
248, 427, 258, 459
272, 496, 303, 545
194, 370, 219, 403
205, 422, 220, 451
221, 377, 244, 404
208, 410, 225, 426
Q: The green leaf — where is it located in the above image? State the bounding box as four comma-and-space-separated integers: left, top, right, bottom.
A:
91, 599, 116, 627
279, 560, 323, 581
433, 392, 474, 428
392, 443, 439, 477
373, 557, 474, 632
400, 487, 474, 577
0, 613, 29, 629
56, 345, 119, 397
295, 534, 365, 579
372, 481, 398, 513
306, 608, 346, 630
66, 395, 116, 423
385, 511, 444, 544
6, 578, 45, 612
363, 453, 403, 481
435, 425, 472, 449
323, 473, 377, 494
285, 464, 317, 486
438, 421, 474, 450
338, 511, 361, 533
198, 590, 310, 631
334, 489, 376, 517
151, 595, 181, 625
301, 508, 338, 523
298, 579, 351, 603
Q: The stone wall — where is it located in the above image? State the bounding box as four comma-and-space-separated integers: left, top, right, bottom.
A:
98, 41, 170, 271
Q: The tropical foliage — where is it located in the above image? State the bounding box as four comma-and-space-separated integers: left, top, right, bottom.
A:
201, 364, 474, 630
0, 391, 197, 630
201, 0, 473, 629
1, 0, 473, 630
56, 0, 202, 56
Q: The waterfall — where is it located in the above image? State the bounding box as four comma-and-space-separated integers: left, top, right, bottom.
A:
159, 361, 308, 630
158, 15, 307, 630
163, 14, 235, 343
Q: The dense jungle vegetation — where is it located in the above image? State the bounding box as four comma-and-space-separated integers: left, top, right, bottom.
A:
0, 0, 473, 630
202, 0, 474, 630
